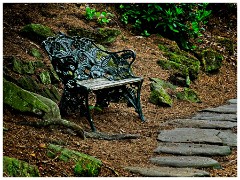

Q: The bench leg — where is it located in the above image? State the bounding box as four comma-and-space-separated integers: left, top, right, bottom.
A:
136, 80, 145, 122
84, 92, 97, 132
123, 81, 145, 122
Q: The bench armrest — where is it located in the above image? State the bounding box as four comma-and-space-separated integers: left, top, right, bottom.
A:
110, 49, 136, 78
89, 40, 137, 79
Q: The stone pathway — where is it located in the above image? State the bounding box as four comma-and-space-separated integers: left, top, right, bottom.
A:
125, 99, 237, 177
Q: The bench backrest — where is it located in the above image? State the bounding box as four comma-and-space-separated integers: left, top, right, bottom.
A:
42, 33, 136, 86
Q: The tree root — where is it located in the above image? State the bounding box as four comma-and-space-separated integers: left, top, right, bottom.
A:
19, 118, 85, 139
84, 131, 140, 140
19, 118, 141, 140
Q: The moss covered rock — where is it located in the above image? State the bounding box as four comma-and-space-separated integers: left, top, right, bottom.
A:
68, 27, 121, 44
3, 78, 61, 119
21, 23, 54, 42
47, 144, 102, 177
157, 38, 200, 86
217, 36, 234, 55
149, 78, 201, 106
32, 92, 61, 120
3, 56, 61, 103
3, 156, 40, 177
150, 79, 173, 107
164, 52, 200, 80
96, 27, 121, 44
176, 88, 201, 103
200, 49, 223, 73
3, 78, 50, 115
18, 75, 40, 91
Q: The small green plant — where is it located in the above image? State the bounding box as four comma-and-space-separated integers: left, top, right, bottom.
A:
85, 7, 96, 20
85, 7, 113, 26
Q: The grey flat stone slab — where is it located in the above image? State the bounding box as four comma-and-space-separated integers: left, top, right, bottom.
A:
228, 99, 237, 104
217, 130, 237, 147
201, 104, 237, 114
150, 156, 221, 169
157, 128, 223, 144
168, 119, 237, 129
154, 142, 231, 156
192, 112, 237, 122
124, 166, 210, 177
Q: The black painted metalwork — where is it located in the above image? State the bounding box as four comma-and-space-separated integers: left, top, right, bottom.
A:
42, 33, 145, 131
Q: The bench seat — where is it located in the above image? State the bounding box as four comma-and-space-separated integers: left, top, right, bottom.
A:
77, 77, 143, 91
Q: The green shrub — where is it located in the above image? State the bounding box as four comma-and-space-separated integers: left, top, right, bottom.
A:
117, 3, 211, 50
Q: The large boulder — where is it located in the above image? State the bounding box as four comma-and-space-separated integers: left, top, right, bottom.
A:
3, 56, 61, 103
3, 79, 61, 120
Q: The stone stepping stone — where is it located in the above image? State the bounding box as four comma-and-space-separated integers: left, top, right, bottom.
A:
124, 166, 210, 177
154, 142, 231, 156
150, 156, 221, 169
218, 130, 237, 147
201, 104, 237, 114
192, 112, 237, 122
228, 99, 237, 104
168, 119, 237, 129
157, 128, 223, 144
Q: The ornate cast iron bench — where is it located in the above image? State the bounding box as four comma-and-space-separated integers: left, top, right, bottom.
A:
42, 33, 145, 131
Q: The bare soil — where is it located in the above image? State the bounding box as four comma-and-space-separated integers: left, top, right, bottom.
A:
3, 3, 237, 177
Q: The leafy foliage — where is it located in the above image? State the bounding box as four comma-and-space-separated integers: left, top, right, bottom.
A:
118, 3, 212, 50
85, 7, 114, 26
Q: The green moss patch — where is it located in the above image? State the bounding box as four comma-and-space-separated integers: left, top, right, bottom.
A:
217, 36, 234, 55
157, 38, 200, 86
68, 27, 121, 44
3, 156, 40, 177
30, 48, 43, 59
3, 78, 50, 114
47, 144, 102, 177
21, 23, 54, 42
176, 88, 201, 103
13, 57, 35, 74
39, 71, 51, 85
